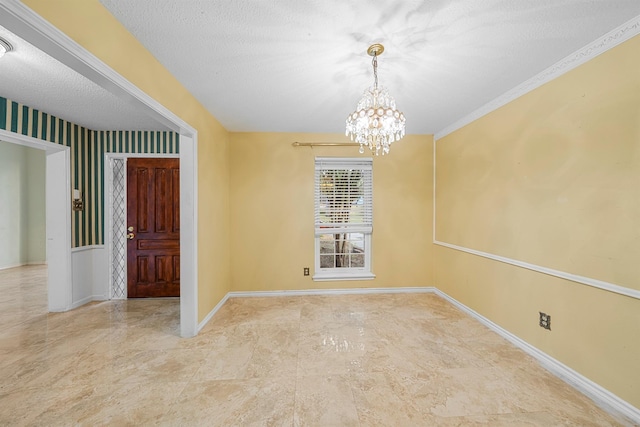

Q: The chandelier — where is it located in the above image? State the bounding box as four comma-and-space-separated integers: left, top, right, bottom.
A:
346, 44, 405, 156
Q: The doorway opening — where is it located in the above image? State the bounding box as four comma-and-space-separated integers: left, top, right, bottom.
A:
0, 129, 73, 312
2, 4, 199, 337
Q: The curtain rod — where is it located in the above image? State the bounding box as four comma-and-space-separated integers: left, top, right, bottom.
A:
292, 141, 360, 147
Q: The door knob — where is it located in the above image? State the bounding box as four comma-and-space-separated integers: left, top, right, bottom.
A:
127, 233, 135, 240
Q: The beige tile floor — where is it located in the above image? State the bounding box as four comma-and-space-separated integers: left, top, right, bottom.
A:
0, 265, 632, 426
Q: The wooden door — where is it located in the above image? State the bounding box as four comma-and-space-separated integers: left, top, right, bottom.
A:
127, 158, 180, 297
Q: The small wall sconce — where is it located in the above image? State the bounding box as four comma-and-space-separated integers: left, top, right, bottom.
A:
72, 188, 84, 211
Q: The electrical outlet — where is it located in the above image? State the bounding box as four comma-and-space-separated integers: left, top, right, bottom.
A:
539, 312, 551, 330
303, 267, 310, 276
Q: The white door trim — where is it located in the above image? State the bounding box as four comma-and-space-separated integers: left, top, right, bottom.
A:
0, 1, 200, 336
104, 153, 181, 301
0, 129, 73, 312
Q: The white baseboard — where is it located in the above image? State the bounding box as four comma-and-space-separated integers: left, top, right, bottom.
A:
227, 286, 436, 298
0, 262, 47, 270
197, 293, 230, 333
0, 263, 26, 271
433, 289, 640, 425
69, 294, 109, 310
197, 285, 638, 423
198, 287, 434, 332
70, 295, 94, 309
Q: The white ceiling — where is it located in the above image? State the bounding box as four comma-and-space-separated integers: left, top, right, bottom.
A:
2, 1, 640, 135
0, 24, 169, 131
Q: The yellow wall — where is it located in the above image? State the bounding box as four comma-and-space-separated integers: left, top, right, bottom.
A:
24, 0, 232, 322
230, 133, 433, 292
435, 35, 640, 407
21, 0, 638, 411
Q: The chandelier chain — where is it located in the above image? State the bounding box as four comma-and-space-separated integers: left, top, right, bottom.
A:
372, 53, 378, 91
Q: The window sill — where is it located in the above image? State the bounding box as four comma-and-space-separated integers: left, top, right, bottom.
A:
312, 272, 376, 282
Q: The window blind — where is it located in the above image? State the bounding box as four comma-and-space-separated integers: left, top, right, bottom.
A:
314, 157, 373, 234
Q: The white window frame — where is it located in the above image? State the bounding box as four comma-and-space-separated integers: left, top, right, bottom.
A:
313, 157, 375, 281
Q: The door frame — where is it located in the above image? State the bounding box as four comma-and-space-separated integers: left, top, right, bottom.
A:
0, 129, 73, 312
105, 153, 180, 300
1, 1, 200, 337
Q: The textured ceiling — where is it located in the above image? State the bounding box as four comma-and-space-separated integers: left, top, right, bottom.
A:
0, 25, 169, 131
2, 2, 640, 136
98, 0, 640, 135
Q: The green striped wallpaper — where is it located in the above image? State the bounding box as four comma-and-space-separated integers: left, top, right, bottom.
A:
0, 96, 179, 248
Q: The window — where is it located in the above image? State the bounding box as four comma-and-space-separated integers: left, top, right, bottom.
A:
313, 157, 374, 281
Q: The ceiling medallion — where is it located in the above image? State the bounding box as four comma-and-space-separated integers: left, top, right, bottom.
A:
346, 43, 406, 156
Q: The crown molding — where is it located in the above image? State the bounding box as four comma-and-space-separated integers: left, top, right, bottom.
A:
435, 14, 640, 140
